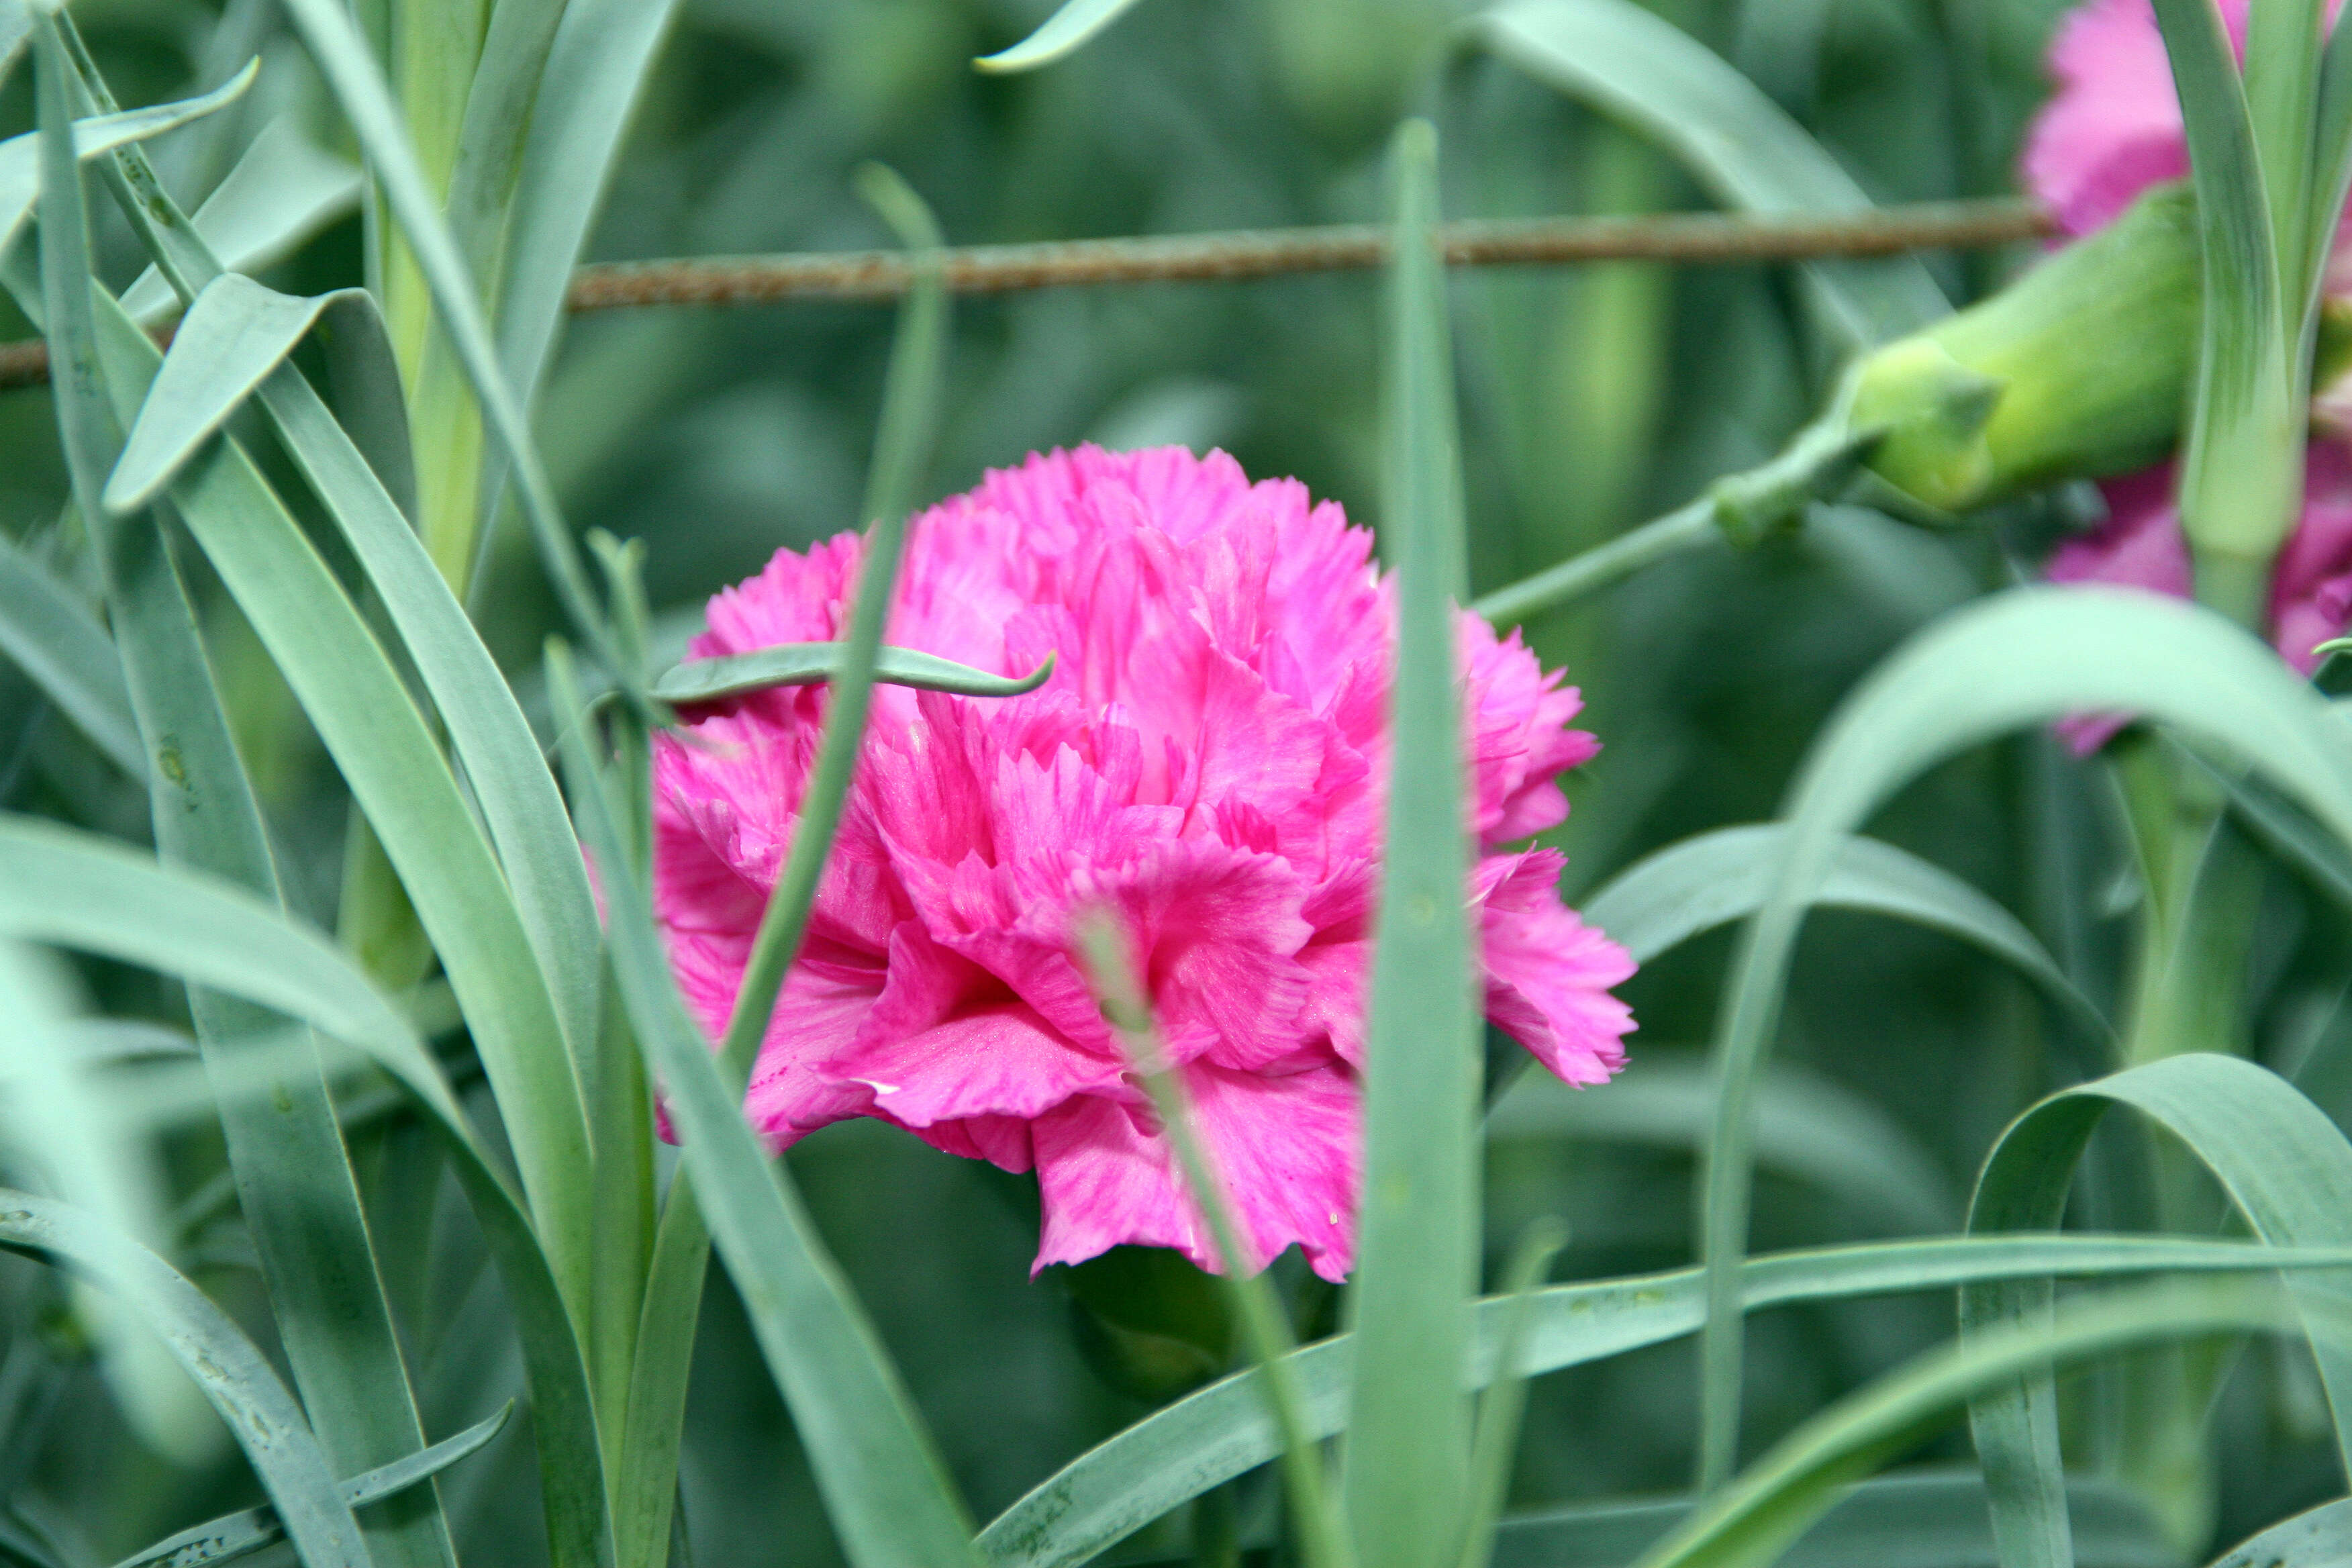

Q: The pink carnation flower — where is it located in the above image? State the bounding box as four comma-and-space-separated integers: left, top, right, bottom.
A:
652, 445, 1634, 1281
2023, 0, 2352, 748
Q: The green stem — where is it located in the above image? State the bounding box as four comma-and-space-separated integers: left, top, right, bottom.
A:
1473, 495, 1716, 628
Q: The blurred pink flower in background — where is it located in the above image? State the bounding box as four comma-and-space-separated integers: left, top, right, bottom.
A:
2023, 0, 2352, 733
651, 445, 1634, 1281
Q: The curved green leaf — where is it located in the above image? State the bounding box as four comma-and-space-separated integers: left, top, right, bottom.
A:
975, 0, 1154, 72
0, 532, 140, 777
1631, 1279, 2296, 1568
1965, 1056, 2352, 1568
1690, 587, 2352, 1491
107, 277, 364, 513
975, 1234, 2352, 1568
651, 645, 1055, 705
1487, 1048, 1955, 1233
1581, 824, 2107, 1044
1472, 0, 1947, 348
111, 1403, 513, 1568
0, 1189, 369, 1568
0, 60, 259, 253
2206, 1499, 2352, 1568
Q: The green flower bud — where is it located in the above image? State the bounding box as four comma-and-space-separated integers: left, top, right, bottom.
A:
1839, 181, 2200, 514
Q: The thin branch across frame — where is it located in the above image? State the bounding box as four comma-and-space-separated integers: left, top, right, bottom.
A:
0, 198, 2051, 389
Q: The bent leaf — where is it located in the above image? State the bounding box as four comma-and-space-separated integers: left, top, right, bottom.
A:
975, 0, 1154, 72
1583, 824, 2105, 1045
0, 60, 259, 252
118, 118, 363, 324
652, 644, 1055, 705
111, 1404, 514, 1568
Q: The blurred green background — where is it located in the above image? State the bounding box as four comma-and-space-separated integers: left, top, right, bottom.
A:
17, 0, 2343, 1562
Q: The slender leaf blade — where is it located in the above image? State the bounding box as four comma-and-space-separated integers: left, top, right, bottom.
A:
975, 0, 1153, 72
0, 532, 140, 776
1344, 117, 1477, 1568
650, 644, 1054, 705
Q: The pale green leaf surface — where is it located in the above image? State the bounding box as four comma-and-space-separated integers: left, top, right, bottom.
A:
2205, 1499, 2352, 1568
552, 645, 982, 1568
106, 275, 356, 513
1473, 0, 1948, 347
0, 532, 141, 777
975, 1235, 2351, 1568
1692, 587, 2352, 1491
975, 0, 1154, 72
111, 1404, 514, 1568
0, 1189, 369, 1568
1346, 117, 1477, 1568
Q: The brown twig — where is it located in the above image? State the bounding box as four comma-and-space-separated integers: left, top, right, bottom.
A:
0, 199, 2051, 389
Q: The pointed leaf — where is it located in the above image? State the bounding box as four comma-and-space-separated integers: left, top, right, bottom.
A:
0, 60, 259, 253
110, 1404, 514, 1568
118, 118, 362, 324
975, 0, 1154, 72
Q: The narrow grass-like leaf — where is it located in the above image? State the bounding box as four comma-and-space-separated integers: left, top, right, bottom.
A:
2311, 14, 2352, 310
1076, 913, 1352, 1568
0, 60, 258, 252
0, 533, 140, 776
0, 1189, 369, 1568
2205, 1499, 2352, 1568
974, 0, 1153, 72
975, 1234, 2352, 1568
0, 3, 26, 87
1965, 1056, 2352, 1568
650, 644, 1053, 705
442, 0, 567, 285
1582, 824, 2106, 1044
1344, 117, 1477, 1568
1691, 587, 2352, 1493
550, 642, 981, 1568
1631, 1279, 2297, 1568
1487, 1049, 1955, 1233
118, 119, 363, 324
111, 1404, 513, 1568
1474, 0, 1948, 348
274, 0, 618, 672
0, 815, 611, 1568
2148, 0, 2299, 593
1487, 1469, 2173, 1568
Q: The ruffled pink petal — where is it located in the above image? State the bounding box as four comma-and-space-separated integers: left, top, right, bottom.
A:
1032, 1059, 1359, 1281
1478, 850, 1636, 1087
